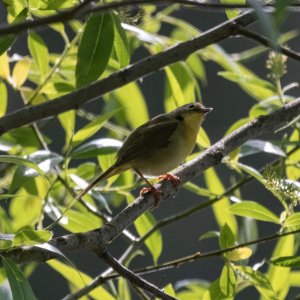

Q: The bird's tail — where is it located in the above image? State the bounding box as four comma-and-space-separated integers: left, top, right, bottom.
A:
75, 163, 124, 201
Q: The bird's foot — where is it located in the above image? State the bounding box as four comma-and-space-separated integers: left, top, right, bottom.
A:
158, 173, 180, 189
140, 187, 163, 207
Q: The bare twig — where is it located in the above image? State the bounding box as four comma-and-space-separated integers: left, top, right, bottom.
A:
0, 11, 256, 135
94, 248, 178, 300
235, 25, 300, 61
1, 98, 299, 264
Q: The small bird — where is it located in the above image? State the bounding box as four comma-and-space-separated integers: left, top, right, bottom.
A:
75, 102, 212, 203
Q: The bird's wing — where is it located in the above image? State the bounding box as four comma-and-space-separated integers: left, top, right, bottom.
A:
116, 114, 179, 165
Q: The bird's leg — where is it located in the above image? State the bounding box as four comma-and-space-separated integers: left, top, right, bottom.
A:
134, 169, 162, 206
158, 173, 180, 189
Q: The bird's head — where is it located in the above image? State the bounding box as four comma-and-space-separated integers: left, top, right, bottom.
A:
171, 102, 213, 121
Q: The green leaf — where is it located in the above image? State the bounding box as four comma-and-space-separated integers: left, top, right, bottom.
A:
165, 62, 196, 110
134, 211, 162, 265
12, 229, 52, 247
222, 0, 245, 19
28, 32, 49, 81
283, 213, 300, 228
48, 260, 115, 300
0, 52, 10, 80
71, 109, 118, 148
241, 139, 286, 157
199, 230, 219, 241
286, 129, 300, 180
229, 201, 279, 223
196, 127, 211, 149
184, 182, 212, 197
227, 247, 252, 261
3, 257, 37, 300
112, 13, 130, 68
0, 155, 48, 180
12, 57, 31, 89
204, 168, 238, 236
267, 235, 294, 299
219, 263, 236, 296
58, 110, 75, 149
270, 256, 300, 268
235, 266, 277, 299
70, 138, 122, 159
0, 81, 7, 117
232, 162, 264, 183
58, 209, 102, 233
76, 13, 114, 87
219, 223, 235, 250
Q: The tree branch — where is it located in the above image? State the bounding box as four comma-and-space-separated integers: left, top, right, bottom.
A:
94, 248, 178, 300
1, 98, 299, 264
0, 11, 256, 135
235, 25, 300, 61
2, 0, 300, 38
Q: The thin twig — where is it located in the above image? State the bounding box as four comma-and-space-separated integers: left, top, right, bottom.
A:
94, 248, 178, 300
235, 25, 300, 61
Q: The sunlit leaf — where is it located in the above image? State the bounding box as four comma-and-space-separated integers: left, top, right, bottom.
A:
58, 110, 75, 150
76, 13, 114, 87
134, 211, 162, 265
219, 263, 236, 296
229, 201, 279, 223
0, 81, 7, 117
165, 62, 196, 111
70, 138, 122, 159
3, 257, 37, 300
270, 256, 300, 268
286, 129, 300, 180
267, 235, 294, 299
12, 229, 52, 247
204, 168, 238, 236
112, 13, 130, 68
109, 82, 149, 129
199, 230, 220, 241
12, 57, 31, 89
48, 260, 115, 300
71, 110, 118, 148
235, 265, 277, 299
241, 139, 286, 157
219, 223, 235, 250
283, 213, 300, 228
59, 209, 102, 233
227, 247, 252, 261
28, 32, 49, 81
0, 53, 10, 80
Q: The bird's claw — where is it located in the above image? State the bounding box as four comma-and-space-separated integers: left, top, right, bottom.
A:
158, 173, 180, 189
140, 187, 163, 207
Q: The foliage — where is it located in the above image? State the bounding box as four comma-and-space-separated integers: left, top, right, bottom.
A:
0, 0, 299, 299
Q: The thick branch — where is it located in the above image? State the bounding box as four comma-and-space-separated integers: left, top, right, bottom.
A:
2, 98, 300, 264
0, 11, 256, 135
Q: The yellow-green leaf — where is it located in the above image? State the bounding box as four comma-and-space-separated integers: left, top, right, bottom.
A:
0, 52, 10, 80
0, 81, 7, 117
204, 168, 238, 236
12, 57, 31, 88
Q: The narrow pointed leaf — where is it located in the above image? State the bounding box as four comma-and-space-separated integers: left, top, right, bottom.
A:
76, 13, 114, 87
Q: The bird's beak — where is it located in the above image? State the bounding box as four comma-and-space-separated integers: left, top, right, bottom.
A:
201, 107, 213, 114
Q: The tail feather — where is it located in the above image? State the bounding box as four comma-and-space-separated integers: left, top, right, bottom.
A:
75, 164, 123, 200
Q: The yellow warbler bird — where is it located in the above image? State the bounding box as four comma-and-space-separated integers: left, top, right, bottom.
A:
75, 102, 212, 203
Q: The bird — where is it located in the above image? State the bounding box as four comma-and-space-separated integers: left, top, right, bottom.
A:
75, 102, 212, 204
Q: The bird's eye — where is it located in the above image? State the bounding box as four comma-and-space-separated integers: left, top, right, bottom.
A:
188, 104, 195, 109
